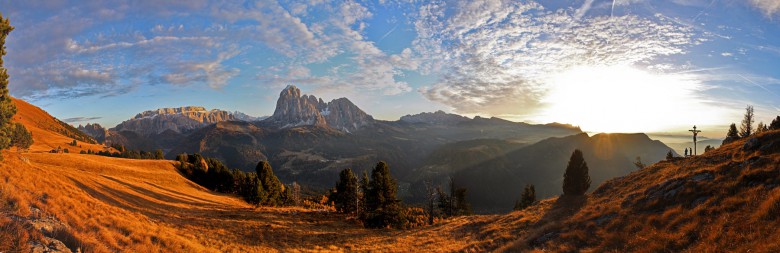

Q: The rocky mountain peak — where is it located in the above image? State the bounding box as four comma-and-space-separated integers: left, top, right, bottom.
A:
264, 85, 374, 132
78, 123, 110, 143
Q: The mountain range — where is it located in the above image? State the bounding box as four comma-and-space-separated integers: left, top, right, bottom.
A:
76, 85, 677, 212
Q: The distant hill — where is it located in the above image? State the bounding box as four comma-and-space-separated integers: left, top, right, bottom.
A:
421, 132, 676, 212
10, 97, 104, 153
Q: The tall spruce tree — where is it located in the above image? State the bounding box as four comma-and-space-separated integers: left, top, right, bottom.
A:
363, 161, 403, 228
255, 161, 284, 206
740, 105, 754, 138
333, 168, 359, 214
563, 149, 591, 195
0, 14, 17, 153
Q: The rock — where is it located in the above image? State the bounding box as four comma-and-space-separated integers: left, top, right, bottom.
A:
399, 110, 469, 125
263, 85, 374, 132
77, 123, 109, 143
743, 138, 760, 151
113, 106, 236, 136
691, 172, 714, 182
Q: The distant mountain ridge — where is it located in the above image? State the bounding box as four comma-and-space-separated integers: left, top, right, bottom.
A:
113, 106, 235, 136
400, 110, 469, 124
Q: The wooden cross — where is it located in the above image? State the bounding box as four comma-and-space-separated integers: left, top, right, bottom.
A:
689, 125, 701, 156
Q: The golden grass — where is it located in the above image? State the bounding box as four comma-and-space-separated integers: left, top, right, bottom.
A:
500, 129, 780, 252
0, 150, 548, 252
11, 98, 109, 154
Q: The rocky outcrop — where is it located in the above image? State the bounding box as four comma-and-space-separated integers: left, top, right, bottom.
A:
400, 110, 469, 124
77, 123, 109, 143
113, 106, 235, 136
264, 85, 374, 132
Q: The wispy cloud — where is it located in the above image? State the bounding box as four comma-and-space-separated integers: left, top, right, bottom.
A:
62, 116, 103, 123
413, 1, 694, 115
749, 0, 780, 17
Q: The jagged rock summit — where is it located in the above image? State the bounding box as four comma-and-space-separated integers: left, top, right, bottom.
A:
77, 123, 110, 143
264, 85, 374, 132
113, 106, 235, 136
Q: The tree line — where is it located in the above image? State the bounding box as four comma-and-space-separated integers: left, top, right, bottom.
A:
725, 105, 780, 142
176, 153, 297, 206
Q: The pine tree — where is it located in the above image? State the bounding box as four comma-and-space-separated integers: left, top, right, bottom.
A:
740, 105, 754, 138
563, 149, 591, 195
363, 161, 403, 228
333, 168, 359, 214
0, 15, 17, 154
9, 122, 32, 152
515, 184, 536, 210
727, 123, 739, 139
770, 116, 780, 130
255, 161, 284, 206
666, 150, 674, 160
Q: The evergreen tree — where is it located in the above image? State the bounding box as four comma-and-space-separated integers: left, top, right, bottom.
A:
436, 186, 451, 217
363, 161, 403, 228
727, 123, 739, 139
704, 145, 714, 153
770, 116, 780, 130
666, 150, 674, 160
514, 184, 536, 210
453, 187, 471, 215
332, 168, 359, 214
740, 105, 754, 138
9, 122, 32, 152
359, 171, 369, 218
563, 149, 591, 195
154, 149, 164, 160
255, 161, 284, 206
0, 14, 17, 154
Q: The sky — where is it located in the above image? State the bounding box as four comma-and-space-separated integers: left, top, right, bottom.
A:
1, 0, 780, 138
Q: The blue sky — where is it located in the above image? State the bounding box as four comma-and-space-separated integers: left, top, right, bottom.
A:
1, 0, 780, 137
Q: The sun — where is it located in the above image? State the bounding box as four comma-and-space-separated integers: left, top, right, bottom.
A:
532, 65, 726, 133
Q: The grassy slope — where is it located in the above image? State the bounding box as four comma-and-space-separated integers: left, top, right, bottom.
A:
500, 129, 780, 252
0, 99, 533, 252
2, 98, 778, 252
11, 98, 105, 153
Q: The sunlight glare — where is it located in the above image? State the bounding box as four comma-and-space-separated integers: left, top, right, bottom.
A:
533, 65, 726, 133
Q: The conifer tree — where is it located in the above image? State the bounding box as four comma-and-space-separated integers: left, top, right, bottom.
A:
514, 184, 536, 210
363, 161, 403, 228
332, 168, 359, 214
740, 105, 754, 138
770, 116, 780, 130
0, 14, 17, 154
563, 149, 591, 195
727, 123, 739, 139
255, 161, 284, 206
666, 150, 674, 160
9, 122, 32, 152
